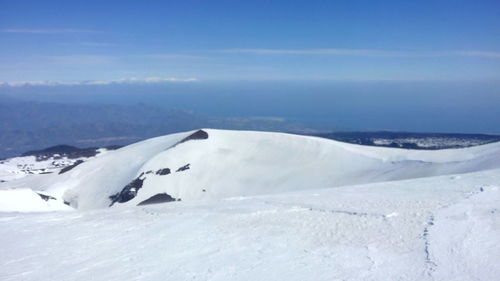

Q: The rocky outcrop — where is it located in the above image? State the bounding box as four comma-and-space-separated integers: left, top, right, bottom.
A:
155, 168, 171, 175
178, 129, 209, 144
109, 176, 145, 206
176, 164, 190, 172
167, 129, 209, 150
36, 193, 56, 201
59, 160, 85, 174
137, 193, 178, 206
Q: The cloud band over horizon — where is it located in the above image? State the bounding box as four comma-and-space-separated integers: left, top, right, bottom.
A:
221, 48, 500, 58
1, 28, 97, 34
0, 77, 199, 87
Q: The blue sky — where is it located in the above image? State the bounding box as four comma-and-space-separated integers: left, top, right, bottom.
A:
1, 0, 500, 83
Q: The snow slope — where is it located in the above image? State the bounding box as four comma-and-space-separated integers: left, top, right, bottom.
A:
0, 189, 70, 212
54, 129, 500, 209
1, 129, 500, 211
0, 129, 499, 280
0, 168, 498, 281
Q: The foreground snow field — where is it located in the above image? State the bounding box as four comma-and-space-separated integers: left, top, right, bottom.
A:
0, 129, 499, 280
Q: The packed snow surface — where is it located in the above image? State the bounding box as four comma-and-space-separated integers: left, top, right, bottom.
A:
0, 129, 499, 280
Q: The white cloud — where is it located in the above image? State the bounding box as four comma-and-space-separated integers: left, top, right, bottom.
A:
222, 48, 403, 56
447, 50, 500, 58
42, 55, 116, 65
56, 42, 115, 47
222, 48, 500, 58
79, 42, 115, 47
0, 77, 198, 87
1, 28, 96, 34
140, 54, 207, 60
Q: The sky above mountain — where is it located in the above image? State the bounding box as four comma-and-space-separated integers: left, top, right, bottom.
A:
1, 0, 500, 82
1, 0, 499, 134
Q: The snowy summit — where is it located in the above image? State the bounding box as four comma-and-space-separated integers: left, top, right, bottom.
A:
0, 129, 499, 280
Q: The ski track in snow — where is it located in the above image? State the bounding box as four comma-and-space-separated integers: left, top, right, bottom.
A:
426, 186, 500, 281
1, 172, 499, 280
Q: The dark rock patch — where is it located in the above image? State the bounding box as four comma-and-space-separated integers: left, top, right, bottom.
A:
63, 201, 71, 206
145, 170, 153, 174
23, 145, 100, 161
167, 129, 209, 150
24, 145, 82, 157
178, 129, 209, 144
155, 168, 171, 175
137, 193, 177, 206
104, 145, 123, 151
21, 144, 123, 162
59, 160, 84, 174
176, 164, 190, 172
109, 176, 145, 206
37, 193, 56, 201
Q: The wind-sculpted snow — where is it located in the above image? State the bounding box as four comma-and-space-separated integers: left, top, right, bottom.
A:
2, 129, 500, 210
57, 129, 500, 210
45, 131, 194, 209
0, 169, 498, 280
1, 129, 499, 280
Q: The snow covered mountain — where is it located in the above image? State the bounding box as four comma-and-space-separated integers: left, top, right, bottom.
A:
1, 129, 499, 280
2, 128, 500, 211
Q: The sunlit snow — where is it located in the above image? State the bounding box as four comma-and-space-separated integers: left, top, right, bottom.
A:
0, 129, 499, 280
